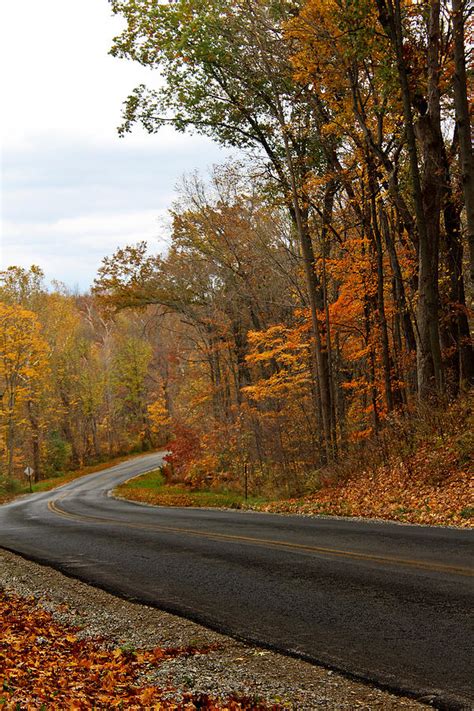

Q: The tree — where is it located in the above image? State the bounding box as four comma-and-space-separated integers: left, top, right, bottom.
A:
0, 265, 45, 308
290, 0, 473, 398
451, 0, 474, 290
112, 331, 154, 450
110, 0, 337, 457
0, 303, 49, 481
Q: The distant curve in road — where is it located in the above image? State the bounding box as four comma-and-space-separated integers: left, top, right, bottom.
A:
1, 452, 473, 710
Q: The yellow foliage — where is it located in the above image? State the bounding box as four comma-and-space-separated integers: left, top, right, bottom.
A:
148, 398, 171, 433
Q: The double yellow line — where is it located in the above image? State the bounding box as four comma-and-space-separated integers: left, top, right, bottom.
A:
47, 498, 473, 577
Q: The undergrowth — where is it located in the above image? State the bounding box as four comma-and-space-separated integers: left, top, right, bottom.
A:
117, 395, 473, 527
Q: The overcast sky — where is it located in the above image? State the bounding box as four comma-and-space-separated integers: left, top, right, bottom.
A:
0, 0, 228, 290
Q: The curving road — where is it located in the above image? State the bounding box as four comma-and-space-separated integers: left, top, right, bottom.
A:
1, 452, 473, 709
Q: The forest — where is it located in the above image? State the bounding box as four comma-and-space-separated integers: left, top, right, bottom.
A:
1, 0, 472, 506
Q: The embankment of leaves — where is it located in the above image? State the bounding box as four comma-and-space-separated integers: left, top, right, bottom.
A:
261, 400, 473, 527
0, 591, 279, 710
260, 458, 472, 527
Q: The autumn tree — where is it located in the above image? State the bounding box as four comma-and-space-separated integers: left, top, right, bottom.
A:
112, 328, 154, 450
289, 0, 473, 399
0, 267, 168, 485
110, 0, 339, 458
0, 303, 49, 481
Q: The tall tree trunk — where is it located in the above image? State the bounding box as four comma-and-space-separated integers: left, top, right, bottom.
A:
363, 297, 380, 434
334, 332, 348, 445
452, 0, 474, 291
415, 108, 444, 394
297, 211, 333, 462
6, 390, 15, 481
380, 206, 417, 399
271, 84, 334, 459
207, 329, 223, 422
231, 319, 252, 404
380, 207, 417, 355
284, 177, 333, 459
321, 180, 338, 453
368, 160, 394, 411
60, 392, 80, 467
376, 0, 443, 399
442, 176, 474, 390
91, 417, 100, 459
27, 399, 41, 483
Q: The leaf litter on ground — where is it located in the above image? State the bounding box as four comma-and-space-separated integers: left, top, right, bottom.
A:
0, 592, 280, 710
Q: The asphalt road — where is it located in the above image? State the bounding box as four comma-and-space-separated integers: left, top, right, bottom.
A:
1, 452, 473, 709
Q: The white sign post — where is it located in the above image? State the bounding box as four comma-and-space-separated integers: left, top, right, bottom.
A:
24, 466, 34, 492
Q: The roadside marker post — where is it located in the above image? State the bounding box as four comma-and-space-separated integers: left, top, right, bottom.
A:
24, 466, 34, 492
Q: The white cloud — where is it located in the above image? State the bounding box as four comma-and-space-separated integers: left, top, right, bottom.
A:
1, 0, 159, 149
0, 0, 233, 289
1, 209, 170, 289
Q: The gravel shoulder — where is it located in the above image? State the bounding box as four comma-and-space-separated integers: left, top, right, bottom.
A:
0, 547, 428, 709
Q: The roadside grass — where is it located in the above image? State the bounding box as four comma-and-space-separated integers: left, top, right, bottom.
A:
115, 463, 473, 528
115, 469, 269, 510
0, 453, 149, 506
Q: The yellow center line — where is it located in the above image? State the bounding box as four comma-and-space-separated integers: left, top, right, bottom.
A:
47, 499, 473, 577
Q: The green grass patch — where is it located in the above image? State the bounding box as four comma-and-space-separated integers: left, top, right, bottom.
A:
115, 468, 269, 509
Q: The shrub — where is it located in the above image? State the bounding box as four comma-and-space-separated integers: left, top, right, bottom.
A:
45, 432, 72, 476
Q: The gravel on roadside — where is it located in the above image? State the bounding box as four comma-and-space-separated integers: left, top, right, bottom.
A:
0, 548, 428, 710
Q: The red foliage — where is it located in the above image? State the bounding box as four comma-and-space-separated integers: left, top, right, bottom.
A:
164, 423, 202, 478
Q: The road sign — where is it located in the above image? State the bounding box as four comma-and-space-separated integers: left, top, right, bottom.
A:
24, 466, 34, 479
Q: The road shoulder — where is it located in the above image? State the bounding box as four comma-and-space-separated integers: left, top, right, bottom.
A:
0, 547, 428, 709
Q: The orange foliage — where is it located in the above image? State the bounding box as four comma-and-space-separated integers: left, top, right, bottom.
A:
0, 592, 277, 710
